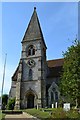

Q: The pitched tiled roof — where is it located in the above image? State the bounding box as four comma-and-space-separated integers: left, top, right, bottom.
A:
47, 58, 64, 68
47, 66, 63, 78
47, 58, 64, 78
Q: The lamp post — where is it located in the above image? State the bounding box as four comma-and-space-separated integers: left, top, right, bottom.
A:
1, 54, 7, 111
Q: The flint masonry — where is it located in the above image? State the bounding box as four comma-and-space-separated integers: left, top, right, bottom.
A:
9, 7, 64, 109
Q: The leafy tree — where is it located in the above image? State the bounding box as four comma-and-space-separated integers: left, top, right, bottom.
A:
2, 94, 8, 105
60, 40, 80, 107
7, 98, 15, 110
2, 94, 8, 109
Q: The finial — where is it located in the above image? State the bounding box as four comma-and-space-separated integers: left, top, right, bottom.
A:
34, 7, 36, 10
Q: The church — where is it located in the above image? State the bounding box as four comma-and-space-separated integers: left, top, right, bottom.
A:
9, 7, 64, 109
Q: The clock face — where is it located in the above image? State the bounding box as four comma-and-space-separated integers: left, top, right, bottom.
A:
27, 59, 35, 67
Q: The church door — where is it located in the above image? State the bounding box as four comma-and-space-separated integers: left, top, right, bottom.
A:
27, 94, 34, 108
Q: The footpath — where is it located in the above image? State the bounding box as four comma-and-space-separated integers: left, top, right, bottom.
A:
5, 112, 40, 120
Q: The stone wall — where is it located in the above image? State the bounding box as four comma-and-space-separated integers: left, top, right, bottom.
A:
9, 81, 16, 98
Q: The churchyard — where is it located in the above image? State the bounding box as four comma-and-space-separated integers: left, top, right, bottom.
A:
1, 95, 80, 119
1, 107, 80, 119
24, 108, 80, 119
1, 3, 80, 120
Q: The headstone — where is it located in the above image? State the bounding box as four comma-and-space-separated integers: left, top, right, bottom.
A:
37, 104, 38, 110
55, 102, 58, 108
52, 103, 54, 108
63, 103, 70, 111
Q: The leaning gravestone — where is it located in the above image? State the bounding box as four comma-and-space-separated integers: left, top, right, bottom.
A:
63, 103, 70, 111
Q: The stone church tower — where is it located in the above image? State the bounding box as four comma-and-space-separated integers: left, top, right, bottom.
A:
10, 7, 47, 109
9, 7, 64, 109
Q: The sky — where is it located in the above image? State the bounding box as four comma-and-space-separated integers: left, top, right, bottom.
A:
0, 2, 78, 95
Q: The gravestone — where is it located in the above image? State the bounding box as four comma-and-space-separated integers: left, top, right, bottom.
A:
63, 103, 70, 111
52, 103, 54, 108
37, 104, 38, 110
55, 102, 58, 108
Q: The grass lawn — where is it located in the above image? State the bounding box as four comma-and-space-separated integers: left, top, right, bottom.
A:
0, 110, 2, 120
24, 108, 80, 119
25, 108, 51, 119
0, 110, 5, 120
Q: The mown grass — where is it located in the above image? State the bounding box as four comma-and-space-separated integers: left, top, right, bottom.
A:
0, 110, 6, 120
0, 110, 2, 120
25, 108, 51, 119
25, 108, 80, 119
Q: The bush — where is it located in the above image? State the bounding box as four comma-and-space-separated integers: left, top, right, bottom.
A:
7, 98, 15, 110
2, 94, 8, 110
50, 108, 67, 118
50, 108, 80, 119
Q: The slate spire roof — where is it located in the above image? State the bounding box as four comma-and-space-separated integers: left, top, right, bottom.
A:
22, 7, 46, 48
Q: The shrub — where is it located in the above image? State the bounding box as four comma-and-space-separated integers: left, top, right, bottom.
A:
2, 94, 8, 110
51, 108, 67, 118
7, 98, 15, 110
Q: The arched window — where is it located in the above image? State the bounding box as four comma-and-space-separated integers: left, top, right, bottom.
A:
28, 45, 35, 56
29, 69, 33, 80
51, 92, 54, 102
55, 92, 58, 101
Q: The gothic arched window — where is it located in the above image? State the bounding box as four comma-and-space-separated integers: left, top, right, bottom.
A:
51, 92, 54, 102
28, 45, 35, 56
29, 69, 33, 80
55, 92, 58, 101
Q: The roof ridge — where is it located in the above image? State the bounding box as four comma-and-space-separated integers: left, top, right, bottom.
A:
47, 58, 64, 62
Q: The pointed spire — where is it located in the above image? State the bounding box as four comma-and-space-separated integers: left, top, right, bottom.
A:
22, 8, 47, 48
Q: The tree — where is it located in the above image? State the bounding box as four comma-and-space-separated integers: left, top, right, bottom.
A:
60, 40, 80, 107
7, 98, 15, 110
2, 94, 8, 109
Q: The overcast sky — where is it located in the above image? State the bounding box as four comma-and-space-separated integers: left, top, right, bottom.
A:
0, 2, 78, 94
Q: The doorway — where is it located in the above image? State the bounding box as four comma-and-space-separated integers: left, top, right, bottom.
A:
27, 93, 34, 108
